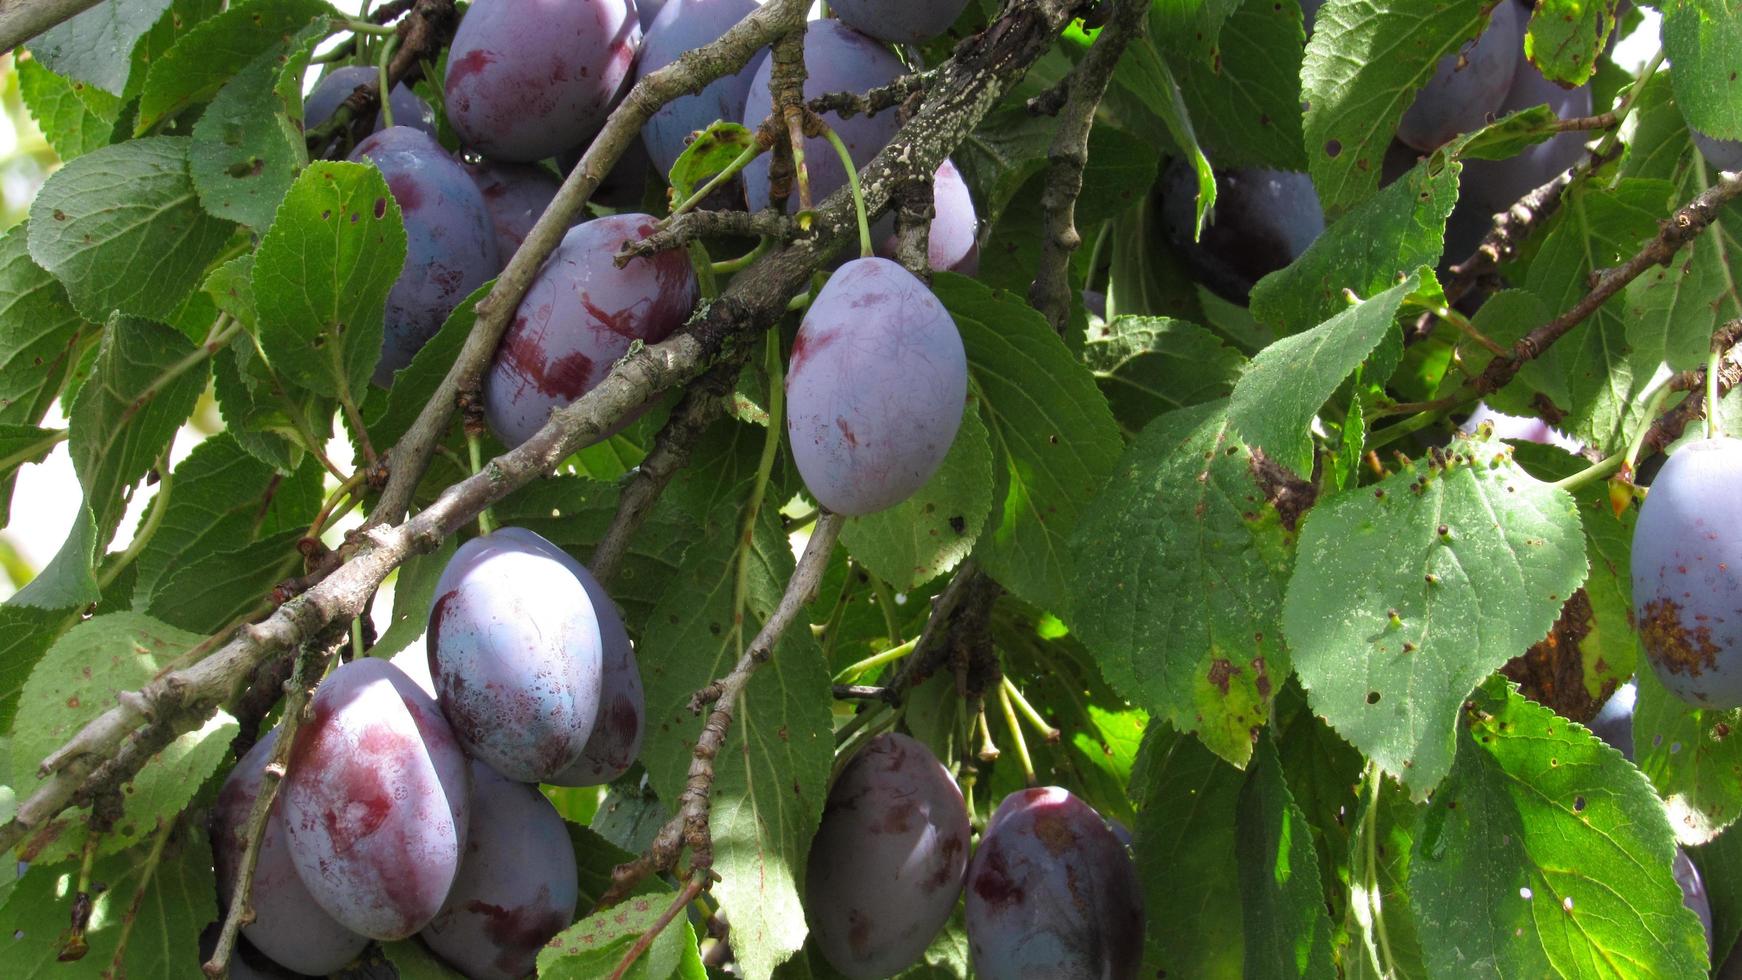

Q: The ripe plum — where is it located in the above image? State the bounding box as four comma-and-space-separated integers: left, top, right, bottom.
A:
875, 159, 979, 275
1396, 1, 1520, 151
1159, 160, 1324, 303
1461, 61, 1592, 214
464, 161, 563, 265
636, 0, 761, 178
303, 65, 437, 137
785, 257, 966, 516
831, 0, 969, 44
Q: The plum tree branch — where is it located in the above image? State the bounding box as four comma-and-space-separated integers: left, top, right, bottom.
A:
1027, 0, 1146, 333
1638, 320, 1742, 458
0, 0, 103, 57
370, 0, 810, 525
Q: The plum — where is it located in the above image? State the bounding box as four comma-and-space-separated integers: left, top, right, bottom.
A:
964, 787, 1145, 980
742, 21, 907, 212
805, 733, 970, 978
830, 0, 969, 44
482, 214, 697, 447
1693, 130, 1742, 172
1586, 679, 1636, 760
483, 526, 645, 787
1631, 436, 1742, 707
875, 159, 980, 276
1461, 62, 1592, 214
637, 0, 666, 29
785, 257, 967, 516
351, 127, 500, 386
444, 0, 640, 162
636, 0, 761, 179
421, 759, 579, 980
464, 161, 564, 265
303, 64, 437, 137
1159, 160, 1324, 303
427, 527, 607, 782
196, 924, 309, 980
212, 730, 368, 975
1674, 847, 1714, 957
280, 658, 471, 940
1395, 0, 1520, 152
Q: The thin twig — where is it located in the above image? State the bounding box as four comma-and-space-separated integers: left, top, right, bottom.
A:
606, 875, 708, 980
1638, 321, 1742, 458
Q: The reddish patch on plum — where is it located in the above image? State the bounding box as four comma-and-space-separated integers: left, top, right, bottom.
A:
387, 174, 424, 212
499, 326, 596, 398
446, 48, 497, 89
971, 847, 1023, 907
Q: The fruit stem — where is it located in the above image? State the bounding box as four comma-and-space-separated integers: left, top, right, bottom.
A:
820, 125, 873, 258
1706, 348, 1723, 439
710, 237, 770, 275
865, 569, 904, 644
732, 327, 785, 649
975, 700, 1000, 762
1359, 763, 1399, 977
342, 17, 396, 36
1625, 381, 1675, 476
997, 680, 1037, 784
833, 636, 918, 683
1556, 381, 1676, 492
1002, 676, 1061, 743
670, 143, 762, 217
467, 431, 496, 535
375, 34, 400, 129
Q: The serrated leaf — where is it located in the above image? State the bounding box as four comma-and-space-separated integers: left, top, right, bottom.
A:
638, 510, 831, 979
1410, 676, 1709, 976
0, 605, 69, 733
1302, 0, 1497, 214
1071, 401, 1292, 768
933, 273, 1121, 614
132, 434, 322, 633
7, 503, 100, 610
252, 160, 405, 401
27, 137, 235, 321
1663, 0, 1742, 141
0, 425, 61, 521
1522, 0, 1617, 87
135, 0, 332, 131
1229, 273, 1421, 476
1173, 0, 1307, 170
1113, 45, 1216, 235
15, 58, 122, 163
539, 889, 699, 980
1635, 665, 1742, 847
1284, 434, 1587, 796
1625, 199, 1742, 375
1250, 159, 1458, 337
1235, 733, 1336, 979
189, 42, 306, 230
0, 222, 92, 428
26, 0, 176, 96
840, 402, 994, 591
0, 820, 215, 977
1083, 315, 1245, 433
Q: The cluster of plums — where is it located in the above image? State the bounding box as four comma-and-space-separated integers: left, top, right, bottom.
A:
804, 733, 1144, 979
306, 0, 981, 515
211, 526, 642, 978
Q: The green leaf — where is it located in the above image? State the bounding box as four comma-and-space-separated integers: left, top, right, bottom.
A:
1691, 824, 1742, 970
952, 105, 1058, 226
1070, 401, 1293, 768
0, 820, 215, 977
1521, 0, 1617, 87
1410, 676, 1709, 977
1341, 772, 1428, 980
364, 281, 492, 451
1625, 199, 1742, 374
669, 121, 754, 201
638, 510, 832, 979
382, 937, 467, 978
1172, 0, 1307, 170
1663, 0, 1742, 141
7, 504, 100, 609
1083, 315, 1245, 434
188, 42, 306, 230
933, 272, 1122, 614
1302, 0, 1497, 214
1235, 733, 1336, 979
0, 222, 93, 428
1249, 160, 1458, 337
1229, 273, 1421, 476
1149, 0, 1243, 60
135, 0, 332, 131
1128, 723, 1245, 976
539, 889, 700, 980
1113, 46, 1216, 235
27, 137, 235, 321
252, 160, 406, 401
0, 425, 61, 521
132, 434, 323, 633
15, 59, 123, 163
1284, 434, 1588, 796
26, 0, 176, 95
1635, 665, 1742, 847
840, 401, 994, 591
370, 538, 456, 662
0, 605, 68, 733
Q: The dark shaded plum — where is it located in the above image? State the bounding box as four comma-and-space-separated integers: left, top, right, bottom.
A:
805, 733, 969, 979
1395, 0, 1520, 152
965, 787, 1145, 980
875, 159, 979, 276
280, 658, 471, 940
212, 730, 367, 975
1631, 436, 1742, 707
427, 527, 606, 782
637, 0, 761, 178
742, 21, 906, 212
197, 923, 310, 980
303, 64, 437, 137
1674, 847, 1713, 957
831, 0, 969, 44
482, 526, 645, 787
1159, 160, 1324, 303
637, 0, 666, 29
482, 214, 698, 447
1461, 62, 1592, 214
420, 759, 579, 980
1585, 679, 1636, 759
1693, 130, 1742, 172
785, 257, 966, 516
464, 161, 563, 265
1301, 0, 1323, 32
444, 0, 640, 162
351, 127, 500, 386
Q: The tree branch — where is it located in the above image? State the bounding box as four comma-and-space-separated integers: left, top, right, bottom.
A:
1638, 321, 1742, 458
